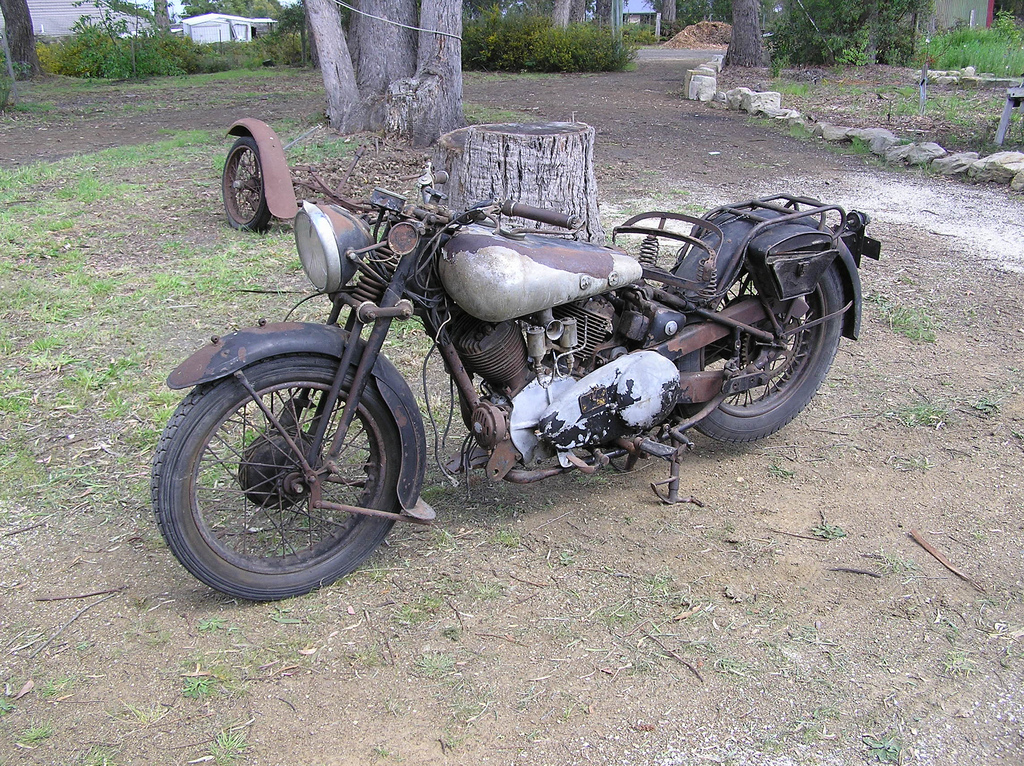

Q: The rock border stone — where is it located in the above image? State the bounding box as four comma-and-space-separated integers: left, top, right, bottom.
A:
681, 58, 1024, 192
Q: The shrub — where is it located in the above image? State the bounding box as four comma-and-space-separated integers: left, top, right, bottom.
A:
0, 76, 11, 111
769, 0, 929, 66
463, 11, 634, 73
43, 25, 206, 78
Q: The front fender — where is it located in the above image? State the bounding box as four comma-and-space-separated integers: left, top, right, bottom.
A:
167, 322, 426, 512
227, 118, 298, 220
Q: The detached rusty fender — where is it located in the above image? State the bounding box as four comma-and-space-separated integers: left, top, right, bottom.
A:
227, 118, 298, 220
167, 321, 426, 511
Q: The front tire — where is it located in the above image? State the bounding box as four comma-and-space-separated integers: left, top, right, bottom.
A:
151, 356, 400, 600
686, 264, 845, 443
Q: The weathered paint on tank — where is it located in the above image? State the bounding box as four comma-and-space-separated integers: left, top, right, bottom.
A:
440, 227, 643, 322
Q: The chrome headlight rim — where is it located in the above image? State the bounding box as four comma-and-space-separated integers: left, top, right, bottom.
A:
295, 201, 342, 293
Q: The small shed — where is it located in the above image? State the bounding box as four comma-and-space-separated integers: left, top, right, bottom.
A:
180, 14, 276, 44
933, 0, 995, 29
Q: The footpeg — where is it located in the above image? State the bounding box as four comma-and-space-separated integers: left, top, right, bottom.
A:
638, 438, 677, 459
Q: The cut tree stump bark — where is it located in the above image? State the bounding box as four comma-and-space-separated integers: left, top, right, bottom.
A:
434, 122, 604, 243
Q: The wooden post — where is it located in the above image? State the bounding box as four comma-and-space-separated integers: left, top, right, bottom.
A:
434, 122, 605, 243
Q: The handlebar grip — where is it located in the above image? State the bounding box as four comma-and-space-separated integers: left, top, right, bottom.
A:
500, 201, 582, 230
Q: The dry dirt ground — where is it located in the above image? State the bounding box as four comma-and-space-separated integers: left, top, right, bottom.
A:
2, 53, 1024, 766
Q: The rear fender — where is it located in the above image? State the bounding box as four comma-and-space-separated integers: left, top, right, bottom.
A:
834, 243, 863, 340
227, 118, 298, 220
168, 322, 426, 511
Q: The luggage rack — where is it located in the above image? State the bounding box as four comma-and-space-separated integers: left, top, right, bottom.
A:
612, 195, 847, 305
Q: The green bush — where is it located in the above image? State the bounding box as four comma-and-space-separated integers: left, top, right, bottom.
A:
922, 12, 1024, 75
622, 24, 659, 47
0, 76, 12, 111
769, 0, 929, 66
463, 11, 634, 73
44, 25, 205, 78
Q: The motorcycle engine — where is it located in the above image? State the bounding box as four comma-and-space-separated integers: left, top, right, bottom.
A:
450, 297, 681, 467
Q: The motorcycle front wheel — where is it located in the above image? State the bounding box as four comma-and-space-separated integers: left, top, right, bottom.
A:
684, 263, 845, 443
151, 355, 399, 601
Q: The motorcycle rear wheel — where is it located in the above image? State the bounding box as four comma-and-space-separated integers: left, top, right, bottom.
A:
685, 263, 844, 443
151, 355, 399, 601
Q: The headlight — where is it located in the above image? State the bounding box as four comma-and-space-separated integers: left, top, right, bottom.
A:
294, 202, 373, 292
295, 201, 342, 292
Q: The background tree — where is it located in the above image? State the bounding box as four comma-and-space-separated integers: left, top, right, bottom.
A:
153, 0, 170, 29
308, 0, 464, 145
724, 0, 765, 67
661, 0, 676, 26
553, 0, 571, 27
352, 0, 416, 127
0, 0, 42, 77
306, 0, 365, 131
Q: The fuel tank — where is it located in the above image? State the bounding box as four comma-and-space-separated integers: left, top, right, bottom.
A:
440, 226, 643, 322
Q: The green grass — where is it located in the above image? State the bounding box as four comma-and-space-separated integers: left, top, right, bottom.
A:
894, 402, 947, 428
922, 13, 1024, 77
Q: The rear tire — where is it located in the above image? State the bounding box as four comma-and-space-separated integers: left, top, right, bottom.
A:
151, 356, 399, 600
686, 264, 845, 443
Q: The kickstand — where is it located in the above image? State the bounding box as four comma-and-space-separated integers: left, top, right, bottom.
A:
650, 434, 702, 505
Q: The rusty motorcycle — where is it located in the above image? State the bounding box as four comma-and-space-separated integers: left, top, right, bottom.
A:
152, 163, 880, 600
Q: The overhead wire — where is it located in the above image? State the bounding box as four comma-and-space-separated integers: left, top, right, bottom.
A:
330, 0, 463, 41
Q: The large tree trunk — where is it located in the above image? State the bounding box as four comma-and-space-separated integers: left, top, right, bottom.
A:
570, 0, 587, 24
595, 0, 612, 25
724, 0, 765, 68
553, 0, 572, 28
386, 0, 464, 147
307, 0, 367, 132
153, 0, 170, 32
353, 0, 417, 128
662, 0, 676, 25
435, 123, 605, 244
0, 0, 41, 78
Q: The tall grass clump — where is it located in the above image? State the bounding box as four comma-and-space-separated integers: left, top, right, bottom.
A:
922, 12, 1024, 77
463, 11, 634, 72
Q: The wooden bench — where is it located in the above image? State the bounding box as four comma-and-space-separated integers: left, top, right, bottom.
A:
995, 85, 1024, 146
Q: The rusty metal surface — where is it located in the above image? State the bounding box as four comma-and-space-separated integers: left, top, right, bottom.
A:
446, 229, 628, 279
656, 298, 767, 358
227, 118, 298, 220
441, 228, 642, 323
678, 371, 725, 403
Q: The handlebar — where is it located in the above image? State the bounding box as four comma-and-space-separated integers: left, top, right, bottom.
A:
499, 200, 582, 230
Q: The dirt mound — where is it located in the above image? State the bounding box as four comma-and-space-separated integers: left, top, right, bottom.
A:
662, 20, 731, 49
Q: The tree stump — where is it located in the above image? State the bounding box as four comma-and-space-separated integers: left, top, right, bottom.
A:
434, 122, 605, 243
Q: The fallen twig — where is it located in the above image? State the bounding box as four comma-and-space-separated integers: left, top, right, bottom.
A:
509, 573, 551, 588
31, 591, 121, 658
474, 632, 526, 646
3, 522, 45, 537
910, 528, 986, 593
643, 633, 703, 684
828, 567, 882, 579
35, 586, 127, 602
770, 528, 824, 542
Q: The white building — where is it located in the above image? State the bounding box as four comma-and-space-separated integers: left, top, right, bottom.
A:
180, 13, 275, 44
0, 0, 106, 38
